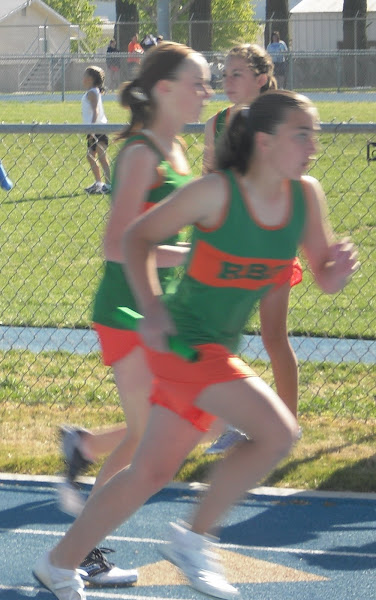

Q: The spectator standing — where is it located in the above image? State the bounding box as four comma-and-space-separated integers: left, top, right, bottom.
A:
140, 33, 157, 52
81, 66, 111, 195
267, 31, 288, 88
127, 34, 144, 79
106, 39, 121, 91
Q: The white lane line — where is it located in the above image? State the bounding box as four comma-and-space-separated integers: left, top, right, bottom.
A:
0, 584, 184, 599
2, 527, 376, 559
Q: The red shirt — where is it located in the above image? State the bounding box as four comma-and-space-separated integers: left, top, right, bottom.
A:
127, 41, 143, 63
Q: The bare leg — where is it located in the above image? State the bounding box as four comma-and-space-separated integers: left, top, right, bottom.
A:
96, 142, 111, 185
86, 148, 101, 182
78, 424, 126, 461
190, 376, 299, 535
90, 347, 152, 493
49, 405, 203, 570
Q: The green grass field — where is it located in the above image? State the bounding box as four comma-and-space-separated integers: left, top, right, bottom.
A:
0, 100, 374, 337
0, 98, 375, 490
1, 348, 375, 491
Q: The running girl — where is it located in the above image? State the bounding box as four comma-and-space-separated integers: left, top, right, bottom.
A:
34, 91, 358, 600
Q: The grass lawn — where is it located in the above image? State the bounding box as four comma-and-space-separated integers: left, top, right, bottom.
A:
0, 100, 374, 337
0, 98, 375, 490
1, 349, 375, 492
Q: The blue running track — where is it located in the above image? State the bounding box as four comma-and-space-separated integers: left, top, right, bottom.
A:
0, 474, 375, 600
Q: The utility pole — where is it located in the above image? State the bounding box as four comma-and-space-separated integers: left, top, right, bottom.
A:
157, 0, 171, 40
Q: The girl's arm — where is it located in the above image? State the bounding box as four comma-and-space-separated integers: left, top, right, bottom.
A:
103, 144, 159, 262
301, 176, 359, 294
260, 283, 298, 417
105, 143, 192, 267
202, 116, 216, 175
87, 90, 99, 124
123, 174, 227, 350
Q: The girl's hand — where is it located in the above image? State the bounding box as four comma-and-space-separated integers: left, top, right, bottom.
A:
324, 238, 360, 293
140, 301, 177, 353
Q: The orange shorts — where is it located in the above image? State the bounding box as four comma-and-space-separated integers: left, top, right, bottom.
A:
93, 322, 142, 366
291, 257, 303, 287
145, 343, 256, 432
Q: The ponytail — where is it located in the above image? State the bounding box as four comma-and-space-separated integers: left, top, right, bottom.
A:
116, 79, 154, 140
216, 109, 254, 175
116, 41, 197, 141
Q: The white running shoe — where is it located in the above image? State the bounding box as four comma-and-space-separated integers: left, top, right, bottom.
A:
57, 480, 86, 517
84, 182, 103, 194
78, 547, 138, 587
205, 428, 248, 455
33, 552, 86, 600
101, 183, 112, 194
160, 522, 240, 600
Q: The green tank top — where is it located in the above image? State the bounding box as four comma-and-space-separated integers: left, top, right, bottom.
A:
93, 133, 192, 328
165, 169, 306, 352
214, 107, 230, 142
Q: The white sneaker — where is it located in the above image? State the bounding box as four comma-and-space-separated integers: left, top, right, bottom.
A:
101, 183, 112, 194
33, 552, 85, 600
205, 428, 248, 455
57, 480, 86, 517
78, 547, 138, 586
160, 522, 240, 600
84, 182, 103, 194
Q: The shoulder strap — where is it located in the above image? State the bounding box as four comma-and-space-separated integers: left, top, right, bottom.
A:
123, 133, 164, 160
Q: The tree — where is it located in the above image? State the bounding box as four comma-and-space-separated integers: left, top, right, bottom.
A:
264, 0, 289, 48
189, 0, 212, 52
44, 0, 104, 51
116, 0, 258, 51
343, 0, 367, 49
115, 0, 139, 51
210, 0, 258, 51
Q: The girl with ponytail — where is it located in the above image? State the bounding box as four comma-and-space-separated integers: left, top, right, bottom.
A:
36, 90, 358, 600
55, 42, 211, 589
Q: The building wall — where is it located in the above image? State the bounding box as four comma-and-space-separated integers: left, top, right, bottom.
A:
0, 4, 71, 55
291, 12, 376, 51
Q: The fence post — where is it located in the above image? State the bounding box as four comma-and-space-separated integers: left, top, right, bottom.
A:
336, 52, 342, 92
287, 51, 293, 90
61, 56, 65, 102
43, 23, 48, 54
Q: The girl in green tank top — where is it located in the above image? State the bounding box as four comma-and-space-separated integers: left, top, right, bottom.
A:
202, 44, 276, 175
92, 132, 192, 329
203, 45, 301, 454
118, 91, 358, 599
53, 43, 212, 587
43, 92, 358, 600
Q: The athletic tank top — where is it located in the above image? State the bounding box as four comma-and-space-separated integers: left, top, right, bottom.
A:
165, 169, 306, 352
213, 107, 231, 142
81, 87, 107, 125
93, 133, 192, 328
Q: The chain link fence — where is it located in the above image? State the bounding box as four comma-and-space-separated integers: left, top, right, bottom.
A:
0, 123, 375, 445
1, 50, 376, 97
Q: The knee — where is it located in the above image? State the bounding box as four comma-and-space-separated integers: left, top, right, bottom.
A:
117, 428, 143, 458
272, 415, 299, 457
130, 459, 175, 493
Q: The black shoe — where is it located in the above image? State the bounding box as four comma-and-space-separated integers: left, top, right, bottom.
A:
59, 425, 93, 482
78, 547, 138, 587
